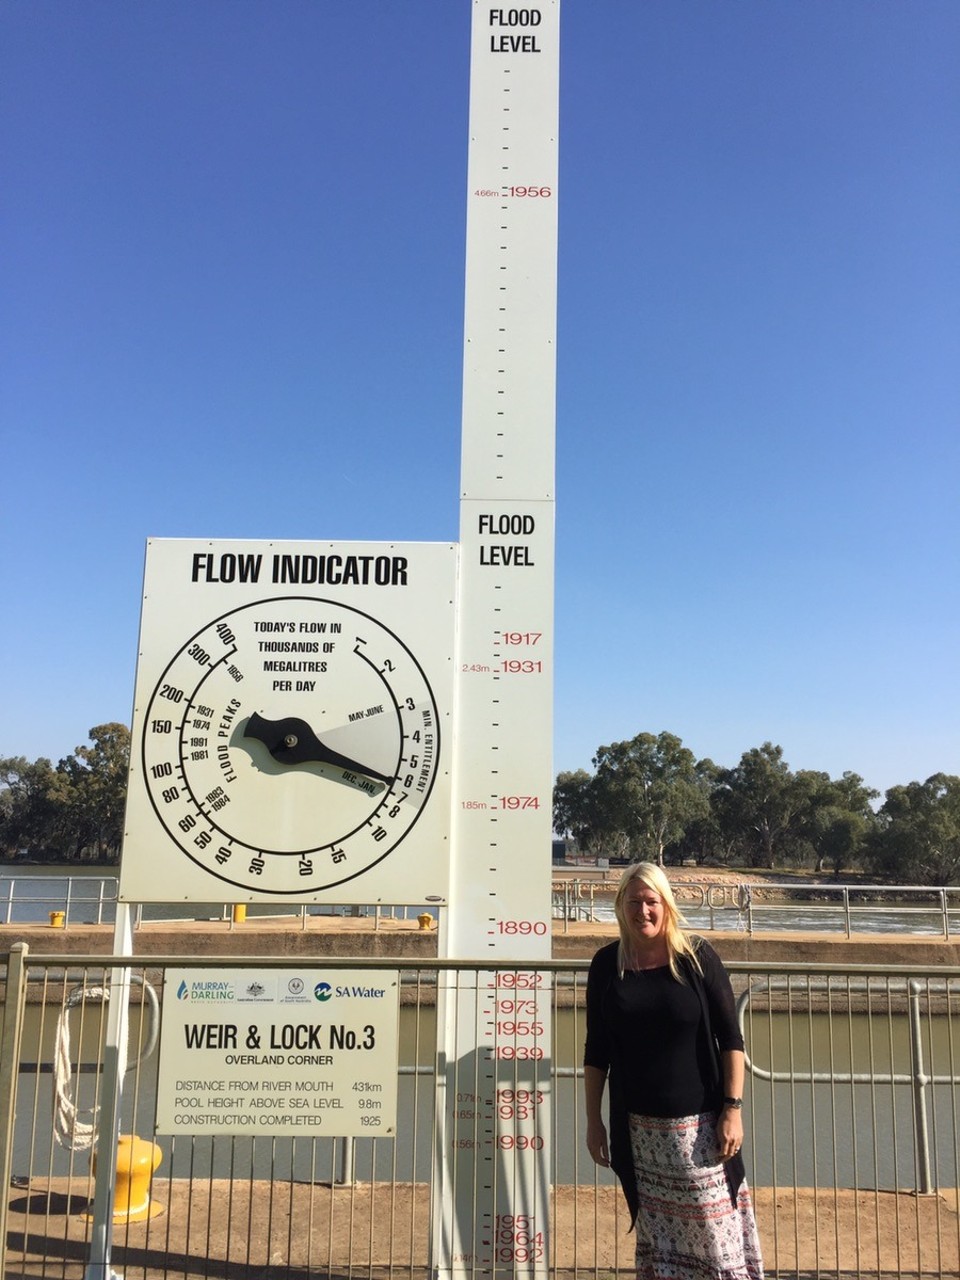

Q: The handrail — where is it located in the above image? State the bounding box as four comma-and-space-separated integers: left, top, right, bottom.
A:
736, 974, 960, 1194
549, 877, 960, 937
3, 871, 960, 936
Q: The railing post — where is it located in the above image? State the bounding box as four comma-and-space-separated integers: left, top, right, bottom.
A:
0, 942, 29, 1280
336, 1136, 356, 1185
842, 886, 852, 938
907, 979, 933, 1194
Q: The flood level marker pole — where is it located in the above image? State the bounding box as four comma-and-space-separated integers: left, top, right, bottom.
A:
436, 3, 560, 1276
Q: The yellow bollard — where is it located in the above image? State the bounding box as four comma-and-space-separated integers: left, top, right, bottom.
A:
90, 1134, 164, 1222
232, 903, 247, 924
49, 910, 65, 928
417, 912, 434, 931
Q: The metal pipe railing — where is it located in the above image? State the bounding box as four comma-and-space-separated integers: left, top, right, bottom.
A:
737, 975, 960, 1195
3, 950, 960, 1279
3, 871, 960, 937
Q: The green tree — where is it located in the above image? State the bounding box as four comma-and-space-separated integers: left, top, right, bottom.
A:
711, 743, 808, 868
592, 732, 709, 866
0, 756, 61, 860
553, 769, 610, 857
799, 770, 878, 876
866, 774, 960, 885
665, 758, 728, 865
54, 723, 131, 862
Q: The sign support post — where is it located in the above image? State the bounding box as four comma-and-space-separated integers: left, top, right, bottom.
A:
84, 903, 134, 1280
436, 3, 560, 1275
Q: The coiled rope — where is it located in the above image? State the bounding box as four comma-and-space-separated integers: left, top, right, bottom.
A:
53, 976, 159, 1150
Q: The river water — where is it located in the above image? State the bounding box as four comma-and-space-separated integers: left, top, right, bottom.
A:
7, 870, 960, 1198
8, 995, 958, 1197
5, 871, 959, 1195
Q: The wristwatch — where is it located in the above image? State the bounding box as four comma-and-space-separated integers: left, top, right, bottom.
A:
722, 1096, 743, 1110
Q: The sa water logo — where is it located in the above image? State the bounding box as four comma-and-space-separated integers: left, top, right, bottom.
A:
314, 981, 333, 1002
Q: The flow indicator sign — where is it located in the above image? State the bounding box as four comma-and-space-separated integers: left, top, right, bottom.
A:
120, 538, 456, 904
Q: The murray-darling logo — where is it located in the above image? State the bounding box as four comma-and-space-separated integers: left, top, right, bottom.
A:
177, 979, 235, 1001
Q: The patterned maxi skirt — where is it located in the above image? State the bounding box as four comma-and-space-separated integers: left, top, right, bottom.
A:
628, 1111, 764, 1280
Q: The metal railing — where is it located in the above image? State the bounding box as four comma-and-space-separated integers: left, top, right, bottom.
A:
2, 949, 960, 1279
0, 874, 427, 930
6, 871, 960, 938
552, 876, 960, 937
0, 875, 119, 927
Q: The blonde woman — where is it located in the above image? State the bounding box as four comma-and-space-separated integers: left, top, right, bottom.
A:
584, 862, 763, 1280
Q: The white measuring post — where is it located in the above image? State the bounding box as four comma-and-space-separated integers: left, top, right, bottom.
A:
436, 2, 559, 1276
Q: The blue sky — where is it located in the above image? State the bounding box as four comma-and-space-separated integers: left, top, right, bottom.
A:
2, 1, 958, 799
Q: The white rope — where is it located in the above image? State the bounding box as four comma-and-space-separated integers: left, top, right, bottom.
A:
53, 985, 128, 1151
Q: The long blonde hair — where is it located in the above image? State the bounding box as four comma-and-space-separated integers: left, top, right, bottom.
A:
613, 861, 702, 982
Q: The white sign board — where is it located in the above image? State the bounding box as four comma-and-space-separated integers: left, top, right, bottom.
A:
120, 538, 456, 904
155, 967, 399, 1136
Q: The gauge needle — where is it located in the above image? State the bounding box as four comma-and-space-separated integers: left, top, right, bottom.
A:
243, 712, 395, 786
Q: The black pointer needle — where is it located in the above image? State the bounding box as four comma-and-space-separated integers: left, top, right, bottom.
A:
243, 712, 394, 786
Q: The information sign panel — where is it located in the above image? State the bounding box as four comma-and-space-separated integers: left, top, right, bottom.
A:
120, 538, 456, 904
155, 967, 399, 1136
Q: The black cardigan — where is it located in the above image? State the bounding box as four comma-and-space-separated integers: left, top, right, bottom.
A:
583, 937, 746, 1224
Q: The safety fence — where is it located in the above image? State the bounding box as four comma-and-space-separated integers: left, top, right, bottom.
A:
0, 874, 417, 931
2, 948, 959, 1279
553, 878, 960, 938
6, 873, 960, 938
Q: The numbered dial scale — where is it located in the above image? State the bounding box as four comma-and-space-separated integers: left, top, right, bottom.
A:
122, 543, 456, 904
141, 598, 442, 895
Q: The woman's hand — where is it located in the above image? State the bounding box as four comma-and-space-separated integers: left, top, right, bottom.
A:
716, 1105, 743, 1162
586, 1119, 610, 1167
583, 1065, 610, 1167
717, 1050, 746, 1162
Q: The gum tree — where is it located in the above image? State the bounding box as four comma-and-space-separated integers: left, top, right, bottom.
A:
591, 732, 708, 866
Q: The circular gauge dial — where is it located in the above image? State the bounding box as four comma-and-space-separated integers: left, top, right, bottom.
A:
140, 597, 441, 894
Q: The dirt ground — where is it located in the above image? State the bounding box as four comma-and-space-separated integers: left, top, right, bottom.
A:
4, 1176, 959, 1278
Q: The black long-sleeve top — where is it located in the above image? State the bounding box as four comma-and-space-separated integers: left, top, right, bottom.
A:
583, 937, 746, 1220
